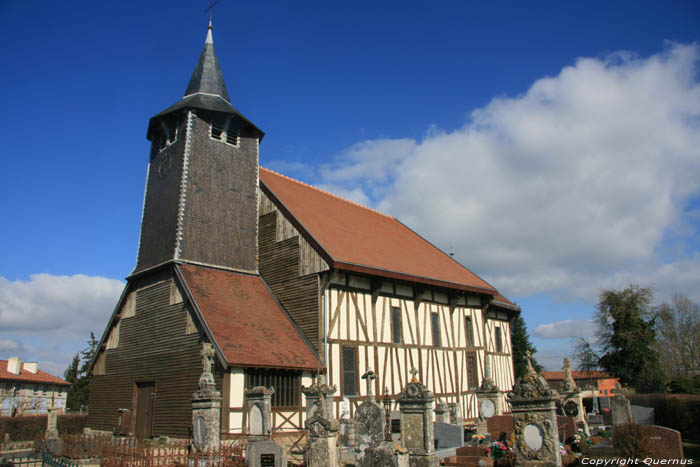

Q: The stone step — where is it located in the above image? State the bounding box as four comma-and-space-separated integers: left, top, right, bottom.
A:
442, 455, 493, 466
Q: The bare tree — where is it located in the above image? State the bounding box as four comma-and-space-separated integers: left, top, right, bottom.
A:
656, 295, 700, 379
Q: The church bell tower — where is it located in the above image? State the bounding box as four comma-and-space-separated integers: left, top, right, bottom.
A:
135, 21, 263, 274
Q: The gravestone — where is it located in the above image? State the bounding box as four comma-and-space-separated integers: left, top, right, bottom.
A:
447, 402, 462, 425
508, 353, 561, 466
434, 422, 464, 450
434, 402, 450, 424
557, 358, 589, 436
487, 414, 514, 440
247, 439, 286, 467
303, 374, 336, 420
354, 371, 384, 456
304, 375, 340, 467
398, 369, 437, 467
631, 405, 654, 425
642, 425, 684, 460
246, 386, 274, 439
191, 342, 222, 452
556, 416, 576, 442
611, 385, 633, 426
358, 441, 409, 467
475, 354, 501, 435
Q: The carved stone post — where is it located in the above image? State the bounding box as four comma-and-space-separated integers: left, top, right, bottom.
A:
475, 354, 500, 434
447, 402, 462, 425
433, 401, 450, 424
508, 353, 561, 467
245, 386, 274, 440
558, 358, 589, 436
305, 376, 340, 467
398, 369, 437, 467
302, 374, 336, 421
45, 406, 60, 439
192, 342, 222, 452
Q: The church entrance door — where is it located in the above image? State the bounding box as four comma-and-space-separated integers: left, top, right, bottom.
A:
134, 382, 155, 438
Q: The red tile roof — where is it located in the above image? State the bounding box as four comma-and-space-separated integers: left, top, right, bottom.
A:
0, 361, 70, 386
177, 264, 321, 370
542, 370, 614, 381
260, 167, 496, 295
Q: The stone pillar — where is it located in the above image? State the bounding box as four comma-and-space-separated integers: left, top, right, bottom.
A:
611, 384, 633, 426
192, 343, 222, 452
398, 369, 437, 467
475, 354, 500, 435
45, 406, 60, 439
304, 375, 340, 467
508, 353, 561, 467
447, 402, 462, 425
558, 358, 589, 436
433, 402, 450, 424
245, 386, 274, 440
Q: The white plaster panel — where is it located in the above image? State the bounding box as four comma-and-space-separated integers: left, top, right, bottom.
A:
228, 412, 243, 433
229, 368, 245, 408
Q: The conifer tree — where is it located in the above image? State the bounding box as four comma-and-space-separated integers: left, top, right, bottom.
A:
65, 332, 98, 411
511, 314, 542, 379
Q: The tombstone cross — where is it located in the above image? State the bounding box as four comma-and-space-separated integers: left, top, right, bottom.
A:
362, 370, 376, 397
409, 368, 419, 382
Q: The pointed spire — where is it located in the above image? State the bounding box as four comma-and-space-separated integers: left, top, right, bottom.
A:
184, 20, 230, 101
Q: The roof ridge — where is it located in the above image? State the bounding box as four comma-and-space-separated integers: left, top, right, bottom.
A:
260, 167, 395, 220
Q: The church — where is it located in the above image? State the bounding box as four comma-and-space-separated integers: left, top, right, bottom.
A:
87, 21, 519, 439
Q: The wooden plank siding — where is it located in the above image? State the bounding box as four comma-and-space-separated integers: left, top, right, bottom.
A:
88, 272, 222, 438
258, 199, 328, 352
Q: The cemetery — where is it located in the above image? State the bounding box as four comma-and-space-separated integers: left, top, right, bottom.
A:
1, 353, 697, 466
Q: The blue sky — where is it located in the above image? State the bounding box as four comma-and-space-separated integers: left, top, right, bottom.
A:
1, 1, 699, 377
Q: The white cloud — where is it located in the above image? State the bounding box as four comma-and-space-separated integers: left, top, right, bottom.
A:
295, 42, 700, 305
532, 319, 597, 339
0, 274, 123, 335
0, 274, 124, 376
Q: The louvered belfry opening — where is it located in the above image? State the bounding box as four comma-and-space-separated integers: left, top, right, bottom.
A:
342, 346, 357, 396
244, 368, 300, 408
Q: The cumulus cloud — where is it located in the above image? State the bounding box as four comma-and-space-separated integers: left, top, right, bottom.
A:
532, 319, 597, 339
286, 43, 700, 304
0, 274, 124, 336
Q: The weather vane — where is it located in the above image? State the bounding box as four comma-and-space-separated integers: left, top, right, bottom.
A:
204, 0, 221, 22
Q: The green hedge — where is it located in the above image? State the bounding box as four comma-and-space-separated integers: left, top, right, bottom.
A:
0, 414, 88, 441
628, 393, 700, 442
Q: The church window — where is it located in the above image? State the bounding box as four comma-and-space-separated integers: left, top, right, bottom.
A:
210, 118, 240, 146
391, 307, 402, 344
431, 313, 441, 347
342, 346, 357, 396
467, 356, 476, 390
245, 368, 300, 407
495, 327, 503, 353
465, 316, 474, 347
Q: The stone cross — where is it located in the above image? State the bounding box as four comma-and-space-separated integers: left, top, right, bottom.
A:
362, 370, 376, 400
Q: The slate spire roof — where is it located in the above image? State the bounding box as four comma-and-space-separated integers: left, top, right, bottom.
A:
184, 20, 230, 101
148, 21, 263, 137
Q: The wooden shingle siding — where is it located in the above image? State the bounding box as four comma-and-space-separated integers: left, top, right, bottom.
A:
88, 272, 222, 438
258, 209, 322, 352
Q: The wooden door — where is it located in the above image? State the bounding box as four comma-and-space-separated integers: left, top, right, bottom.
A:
134, 382, 155, 438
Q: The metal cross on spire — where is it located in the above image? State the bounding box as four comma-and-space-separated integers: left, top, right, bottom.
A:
204, 0, 221, 22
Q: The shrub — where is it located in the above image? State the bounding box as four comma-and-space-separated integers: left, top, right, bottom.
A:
0, 415, 46, 441
613, 423, 653, 459
627, 393, 700, 442
57, 414, 87, 435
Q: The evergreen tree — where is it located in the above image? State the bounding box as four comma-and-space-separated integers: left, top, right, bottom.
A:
65, 332, 98, 411
511, 314, 542, 380
596, 286, 665, 393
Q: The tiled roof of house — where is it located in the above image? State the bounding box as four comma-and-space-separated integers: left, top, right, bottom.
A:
177, 264, 321, 370
0, 361, 70, 386
259, 167, 497, 295
542, 370, 615, 381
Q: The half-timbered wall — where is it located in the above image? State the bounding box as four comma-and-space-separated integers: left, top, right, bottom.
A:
89, 271, 222, 438
323, 278, 515, 421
